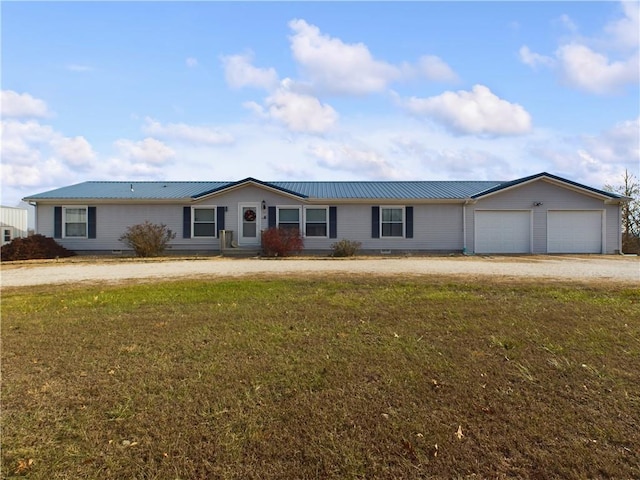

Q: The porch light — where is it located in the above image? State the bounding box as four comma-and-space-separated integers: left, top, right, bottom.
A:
262, 200, 266, 210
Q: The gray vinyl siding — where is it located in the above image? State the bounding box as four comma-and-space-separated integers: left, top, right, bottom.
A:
421, 204, 464, 251
322, 204, 462, 252
605, 204, 621, 253
195, 185, 303, 242
467, 179, 619, 254
37, 204, 194, 252
199, 188, 464, 252
34, 178, 622, 255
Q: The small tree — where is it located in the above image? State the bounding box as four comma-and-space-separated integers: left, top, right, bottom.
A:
119, 221, 176, 257
605, 169, 640, 254
261, 227, 304, 257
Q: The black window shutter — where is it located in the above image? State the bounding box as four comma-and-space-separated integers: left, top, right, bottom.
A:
406, 206, 413, 239
268, 206, 276, 228
216, 206, 225, 235
88, 207, 97, 239
371, 206, 380, 238
183, 207, 191, 238
54, 206, 62, 238
329, 206, 337, 238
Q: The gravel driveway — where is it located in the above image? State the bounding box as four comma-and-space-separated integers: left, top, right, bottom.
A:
1, 255, 638, 288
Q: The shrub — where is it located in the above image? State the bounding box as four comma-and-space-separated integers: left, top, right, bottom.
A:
0, 234, 75, 261
261, 227, 304, 257
331, 239, 362, 257
119, 221, 176, 257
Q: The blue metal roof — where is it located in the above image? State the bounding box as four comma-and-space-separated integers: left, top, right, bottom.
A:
267, 181, 502, 199
24, 181, 229, 200
23, 173, 623, 202
24, 179, 503, 201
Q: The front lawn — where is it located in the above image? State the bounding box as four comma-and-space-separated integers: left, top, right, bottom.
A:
2, 277, 639, 479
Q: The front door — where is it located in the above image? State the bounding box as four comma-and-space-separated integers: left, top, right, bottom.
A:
238, 203, 261, 245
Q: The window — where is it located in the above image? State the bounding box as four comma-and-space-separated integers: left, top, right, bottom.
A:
64, 207, 87, 238
193, 207, 216, 237
305, 207, 328, 237
381, 207, 404, 237
3, 229, 11, 243
278, 207, 301, 231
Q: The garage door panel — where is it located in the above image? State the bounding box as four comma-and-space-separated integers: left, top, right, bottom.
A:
475, 211, 531, 254
548, 211, 601, 254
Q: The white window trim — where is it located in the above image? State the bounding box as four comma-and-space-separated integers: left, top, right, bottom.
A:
380, 205, 405, 238
276, 206, 302, 230
303, 206, 329, 238
62, 205, 88, 239
3, 227, 12, 243
192, 206, 217, 238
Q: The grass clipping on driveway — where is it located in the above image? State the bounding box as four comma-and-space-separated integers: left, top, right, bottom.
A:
2, 277, 639, 479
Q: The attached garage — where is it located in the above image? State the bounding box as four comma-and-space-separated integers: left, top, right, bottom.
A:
475, 210, 531, 254
547, 210, 603, 254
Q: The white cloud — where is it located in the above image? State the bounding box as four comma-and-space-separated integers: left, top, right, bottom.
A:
51, 136, 97, 168
519, 46, 555, 69
0, 160, 67, 189
220, 52, 279, 90
604, 1, 640, 50
0, 120, 50, 166
556, 14, 578, 33
556, 43, 639, 94
142, 117, 235, 145
222, 19, 458, 100
430, 148, 513, 177
389, 135, 517, 180
309, 143, 401, 179
582, 117, 640, 166
527, 117, 640, 188
259, 80, 339, 134
1, 90, 49, 118
186, 57, 198, 68
0, 119, 76, 192
417, 55, 459, 83
66, 64, 94, 72
399, 84, 532, 136
104, 157, 166, 179
2, 119, 95, 166
113, 137, 175, 165
520, 2, 639, 95
242, 101, 266, 117
288, 18, 401, 95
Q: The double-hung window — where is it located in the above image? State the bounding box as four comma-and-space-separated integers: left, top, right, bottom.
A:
304, 207, 328, 237
381, 207, 404, 237
192, 207, 216, 237
277, 207, 301, 231
63, 206, 87, 238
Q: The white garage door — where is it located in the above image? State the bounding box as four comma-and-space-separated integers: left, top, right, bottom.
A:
475, 211, 531, 254
548, 211, 602, 253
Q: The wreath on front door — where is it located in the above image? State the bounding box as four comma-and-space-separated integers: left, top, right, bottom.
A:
244, 209, 257, 222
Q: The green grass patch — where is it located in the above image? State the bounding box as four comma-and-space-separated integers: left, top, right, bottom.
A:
2, 277, 639, 479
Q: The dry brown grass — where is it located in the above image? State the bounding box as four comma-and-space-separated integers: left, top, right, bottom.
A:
2, 276, 639, 479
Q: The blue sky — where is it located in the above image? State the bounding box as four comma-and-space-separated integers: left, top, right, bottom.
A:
2, 1, 638, 207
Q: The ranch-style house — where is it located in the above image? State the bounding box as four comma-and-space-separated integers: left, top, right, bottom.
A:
23, 172, 628, 255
